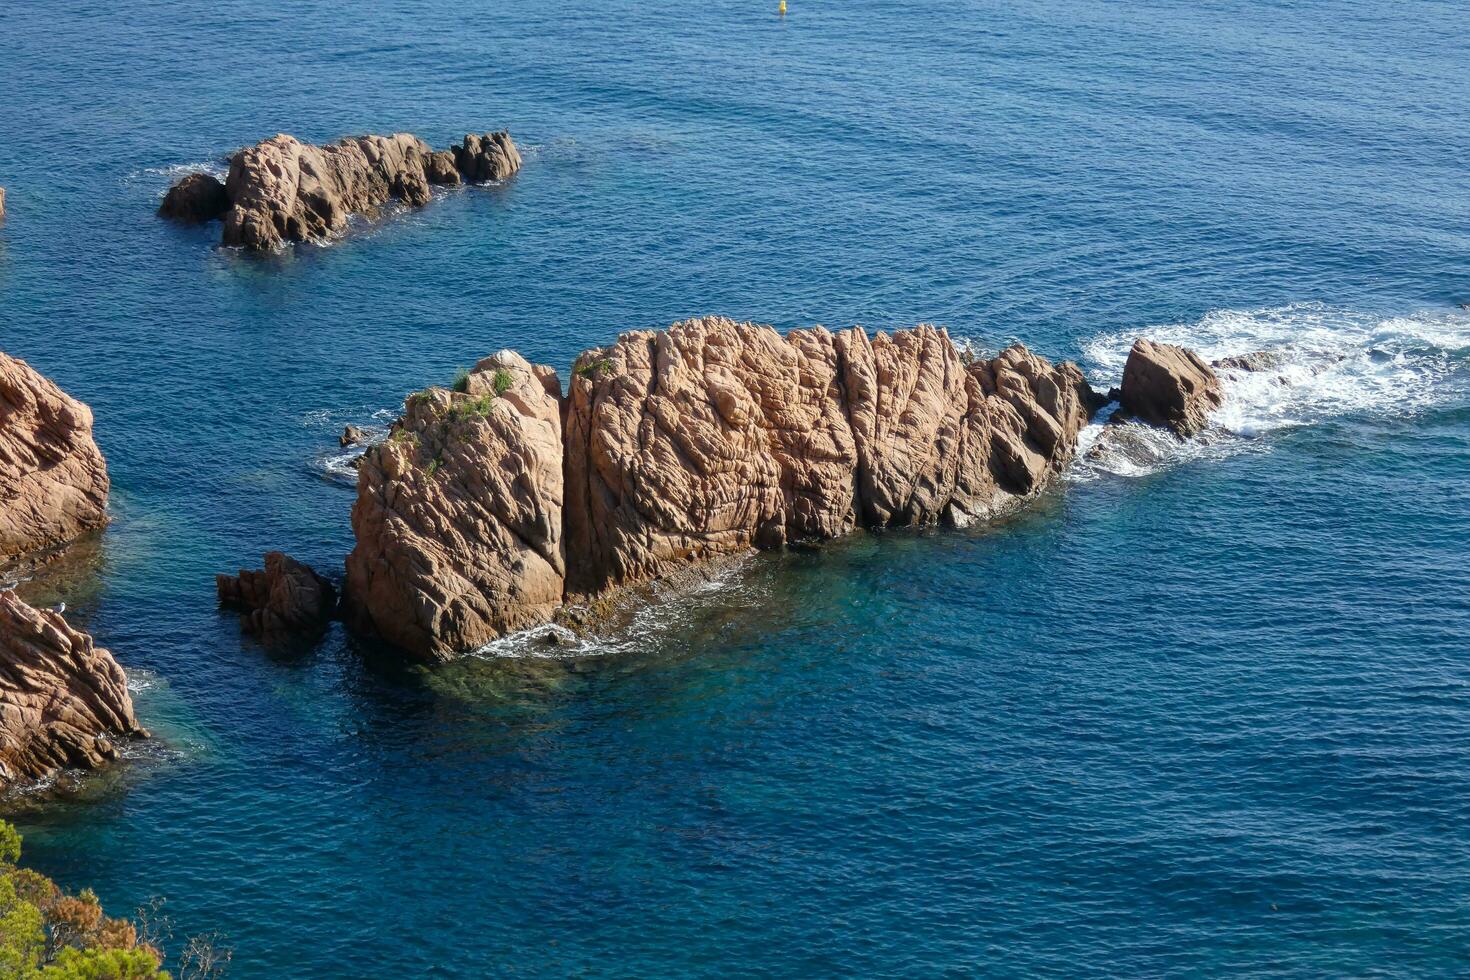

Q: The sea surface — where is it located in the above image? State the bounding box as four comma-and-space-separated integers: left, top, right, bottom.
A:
2, 0, 1469, 975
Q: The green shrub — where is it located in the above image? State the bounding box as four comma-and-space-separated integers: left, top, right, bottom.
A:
574, 358, 612, 379
0, 819, 209, 979
492, 369, 515, 396
451, 367, 470, 393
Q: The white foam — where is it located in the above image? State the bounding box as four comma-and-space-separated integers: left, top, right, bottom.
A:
1072, 303, 1470, 480
466, 557, 758, 662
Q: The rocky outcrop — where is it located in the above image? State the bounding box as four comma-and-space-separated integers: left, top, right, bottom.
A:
340, 424, 368, 448
451, 132, 523, 183
216, 552, 338, 641
345, 352, 564, 660
158, 172, 229, 223
0, 186, 6, 221
346, 317, 1100, 660
0, 353, 109, 564
0, 590, 146, 786
161, 129, 522, 250
1116, 338, 1223, 438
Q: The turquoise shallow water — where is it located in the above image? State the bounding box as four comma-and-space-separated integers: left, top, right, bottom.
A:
2, 0, 1469, 975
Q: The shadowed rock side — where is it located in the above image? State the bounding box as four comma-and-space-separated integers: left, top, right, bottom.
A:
161, 130, 522, 250
217, 552, 337, 641
347, 317, 1100, 661
0, 590, 146, 786
157, 172, 229, 223
1117, 338, 1223, 437
0, 353, 109, 563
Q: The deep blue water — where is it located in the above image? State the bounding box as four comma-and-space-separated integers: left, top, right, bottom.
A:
3, 0, 1469, 975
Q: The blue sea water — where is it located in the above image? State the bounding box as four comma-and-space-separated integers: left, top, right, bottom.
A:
2, 0, 1469, 974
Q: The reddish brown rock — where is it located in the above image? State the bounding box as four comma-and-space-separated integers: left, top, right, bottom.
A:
158, 172, 229, 223
344, 352, 565, 661
220, 132, 437, 250
163, 129, 521, 250
216, 552, 337, 640
0, 353, 109, 563
349, 317, 1102, 660
0, 590, 146, 786
451, 132, 523, 183
1117, 338, 1223, 438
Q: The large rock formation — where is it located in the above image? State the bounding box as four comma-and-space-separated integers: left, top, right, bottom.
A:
347, 317, 1100, 661
0, 590, 146, 786
0, 353, 109, 564
345, 353, 565, 660
1116, 338, 1223, 438
161, 129, 522, 250
217, 552, 338, 641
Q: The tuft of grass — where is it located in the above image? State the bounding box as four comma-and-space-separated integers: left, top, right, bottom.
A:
451, 367, 470, 393
574, 357, 612, 379
493, 369, 515, 396
389, 427, 418, 446
449, 394, 497, 422
425, 458, 442, 479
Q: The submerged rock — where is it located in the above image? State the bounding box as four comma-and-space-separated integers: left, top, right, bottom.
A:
161, 128, 522, 250
158, 172, 229, 223
0, 353, 110, 563
347, 317, 1101, 661
217, 552, 337, 640
0, 186, 6, 221
1116, 338, 1223, 438
1212, 350, 1280, 373
0, 590, 147, 786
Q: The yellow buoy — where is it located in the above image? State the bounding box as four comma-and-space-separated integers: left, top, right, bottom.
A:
779, 0, 786, 14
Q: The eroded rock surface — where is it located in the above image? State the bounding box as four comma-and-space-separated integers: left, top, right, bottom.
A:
0, 353, 109, 563
349, 317, 1101, 659
345, 352, 565, 661
217, 552, 337, 640
162, 129, 521, 250
0, 590, 146, 786
1117, 338, 1223, 437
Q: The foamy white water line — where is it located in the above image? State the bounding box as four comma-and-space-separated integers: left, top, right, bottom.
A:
1073, 303, 1470, 480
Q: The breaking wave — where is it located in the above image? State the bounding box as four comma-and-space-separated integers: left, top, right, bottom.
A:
1071, 303, 1470, 480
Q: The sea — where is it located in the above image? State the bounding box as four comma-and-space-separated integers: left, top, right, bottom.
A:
2, 0, 1468, 975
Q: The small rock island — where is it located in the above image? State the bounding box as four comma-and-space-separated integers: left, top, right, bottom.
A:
160, 130, 522, 250
336, 317, 1171, 661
